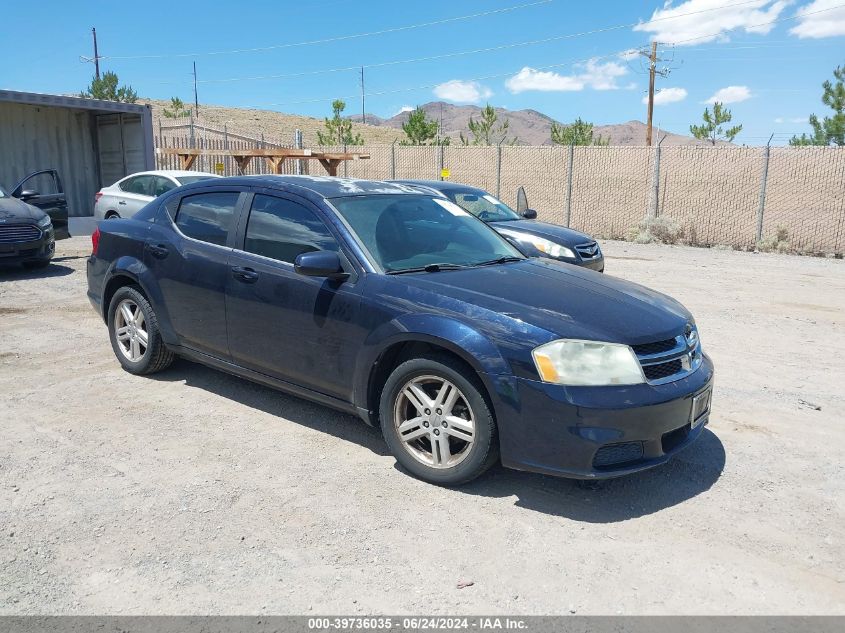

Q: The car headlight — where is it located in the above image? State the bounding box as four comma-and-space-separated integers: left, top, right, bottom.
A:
37, 215, 52, 228
532, 339, 646, 386
500, 230, 575, 259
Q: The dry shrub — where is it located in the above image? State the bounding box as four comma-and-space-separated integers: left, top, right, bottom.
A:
627, 217, 683, 245
757, 226, 791, 254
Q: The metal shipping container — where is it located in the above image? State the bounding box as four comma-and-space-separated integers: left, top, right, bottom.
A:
0, 90, 154, 219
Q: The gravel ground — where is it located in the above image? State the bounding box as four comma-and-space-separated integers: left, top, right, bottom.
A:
1, 238, 843, 615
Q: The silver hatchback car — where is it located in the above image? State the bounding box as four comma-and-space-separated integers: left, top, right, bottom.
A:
94, 170, 220, 220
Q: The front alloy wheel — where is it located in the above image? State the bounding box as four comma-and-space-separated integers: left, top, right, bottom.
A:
380, 356, 498, 485
394, 376, 476, 469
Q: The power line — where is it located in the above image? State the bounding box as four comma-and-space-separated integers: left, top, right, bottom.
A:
164, 0, 845, 111
101, 0, 554, 60
152, 0, 775, 85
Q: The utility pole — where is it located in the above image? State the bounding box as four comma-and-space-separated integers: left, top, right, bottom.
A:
92, 28, 100, 79
193, 61, 199, 118
360, 66, 366, 125
645, 41, 657, 146
640, 41, 673, 146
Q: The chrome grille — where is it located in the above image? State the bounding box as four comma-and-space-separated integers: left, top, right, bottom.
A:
634, 326, 702, 385
574, 241, 601, 259
0, 224, 41, 244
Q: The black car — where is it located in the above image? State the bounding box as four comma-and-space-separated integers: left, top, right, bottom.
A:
87, 176, 712, 485
0, 169, 69, 268
393, 180, 604, 271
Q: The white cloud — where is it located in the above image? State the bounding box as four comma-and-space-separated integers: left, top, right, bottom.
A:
506, 68, 584, 92
643, 87, 689, 105
790, 0, 845, 38
618, 48, 641, 61
703, 85, 752, 103
433, 80, 492, 103
505, 60, 628, 94
774, 117, 785, 123
774, 116, 808, 123
633, 0, 790, 45
394, 105, 415, 116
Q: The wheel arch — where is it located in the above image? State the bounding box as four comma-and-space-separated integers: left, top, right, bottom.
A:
355, 316, 510, 427
100, 259, 178, 346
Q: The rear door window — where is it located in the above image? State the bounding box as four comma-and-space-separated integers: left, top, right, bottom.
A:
120, 175, 153, 196
175, 191, 239, 247
243, 194, 338, 264
153, 176, 176, 197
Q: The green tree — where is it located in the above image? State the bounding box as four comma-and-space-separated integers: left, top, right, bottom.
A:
80, 71, 138, 103
400, 107, 441, 145
690, 102, 742, 145
163, 97, 192, 118
789, 63, 845, 147
316, 99, 364, 146
550, 118, 608, 146
459, 104, 517, 146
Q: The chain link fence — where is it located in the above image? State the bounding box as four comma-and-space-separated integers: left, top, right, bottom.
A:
155, 120, 845, 255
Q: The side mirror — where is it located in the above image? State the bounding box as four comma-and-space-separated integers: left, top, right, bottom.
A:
294, 250, 348, 281
522, 208, 538, 219
18, 190, 39, 201
516, 186, 529, 213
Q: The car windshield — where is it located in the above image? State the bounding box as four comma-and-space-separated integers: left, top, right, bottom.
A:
446, 190, 520, 222
175, 175, 218, 185
330, 194, 524, 273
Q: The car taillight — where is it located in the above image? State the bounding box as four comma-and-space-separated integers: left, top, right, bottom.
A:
91, 227, 101, 256
94, 191, 103, 203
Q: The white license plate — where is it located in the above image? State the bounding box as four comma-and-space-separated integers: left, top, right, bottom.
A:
691, 389, 711, 429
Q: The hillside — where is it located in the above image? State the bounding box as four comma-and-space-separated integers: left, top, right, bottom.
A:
144, 98, 712, 147
351, 101, 716, 146
144, 99, 403, 146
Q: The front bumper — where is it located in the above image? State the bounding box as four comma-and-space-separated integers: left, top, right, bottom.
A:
485, 354, 714, 479
0, 226, 55, 265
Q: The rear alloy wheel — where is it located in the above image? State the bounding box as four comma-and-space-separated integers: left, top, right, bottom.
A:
107, 286, 174, 375
380, 356, 498, 485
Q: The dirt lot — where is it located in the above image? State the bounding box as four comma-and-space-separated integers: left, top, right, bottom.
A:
1, 238, 843, 615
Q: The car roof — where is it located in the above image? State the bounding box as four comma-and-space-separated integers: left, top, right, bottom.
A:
181, 175, 427, 199
121, 170, 221, 179
391, 180, 488, 195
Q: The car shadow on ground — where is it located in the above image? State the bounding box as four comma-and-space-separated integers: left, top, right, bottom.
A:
149, 358, 391, 457
455, 428, 726, 522
149, 358, 724, 522
0, 263, 74, 280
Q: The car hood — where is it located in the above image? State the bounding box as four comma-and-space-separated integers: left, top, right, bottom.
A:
383, 258, 691, 345
0, 197, 42, 222
489, 219, 595, 246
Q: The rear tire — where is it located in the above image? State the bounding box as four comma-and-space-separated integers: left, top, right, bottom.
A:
107, 285, 174, 375
380, 355, 498, 485
105, 212, 120, 220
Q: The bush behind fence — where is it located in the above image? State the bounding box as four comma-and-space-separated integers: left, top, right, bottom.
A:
155, 123, 845, 255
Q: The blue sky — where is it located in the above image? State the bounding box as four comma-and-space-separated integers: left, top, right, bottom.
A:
2, 0, 844, 144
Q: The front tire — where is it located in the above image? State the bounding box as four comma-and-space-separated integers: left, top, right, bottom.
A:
380, 355, 498, 485
107, 286, 174, 375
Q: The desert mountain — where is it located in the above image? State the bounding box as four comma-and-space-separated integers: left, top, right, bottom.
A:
350, 101, 716, 146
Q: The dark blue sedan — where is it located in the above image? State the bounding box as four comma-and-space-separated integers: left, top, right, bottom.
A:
393, 180, 604, 271
87, 176, 713, 485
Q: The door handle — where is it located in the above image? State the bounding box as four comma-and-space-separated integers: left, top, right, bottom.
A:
231, 266, 259, 283
145, 243, 169, 259
118, 200, 127, 205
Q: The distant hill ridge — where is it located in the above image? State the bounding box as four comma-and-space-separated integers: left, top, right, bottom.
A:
146, 98, 713, 146
350, 101, 717, 146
